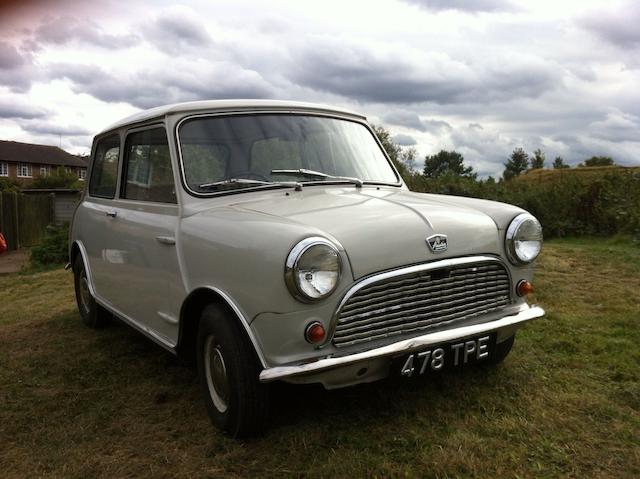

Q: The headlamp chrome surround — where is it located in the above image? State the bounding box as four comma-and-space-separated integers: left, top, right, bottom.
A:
285, 237, 342, 302
505, 213, 543, 265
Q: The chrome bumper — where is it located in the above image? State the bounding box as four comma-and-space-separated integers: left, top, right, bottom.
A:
259, 304, 545, 383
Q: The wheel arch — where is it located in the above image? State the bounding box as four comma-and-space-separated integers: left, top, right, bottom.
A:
178, 286, 267, 368
70, 240, 98, 297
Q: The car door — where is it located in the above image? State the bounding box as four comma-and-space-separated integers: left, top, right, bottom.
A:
104, 125, 184, 347
80, 132, 124, 304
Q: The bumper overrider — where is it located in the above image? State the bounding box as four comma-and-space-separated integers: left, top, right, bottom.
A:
259, 303, 545, 383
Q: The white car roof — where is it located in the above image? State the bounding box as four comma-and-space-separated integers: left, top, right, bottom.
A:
99, 100, 366, 134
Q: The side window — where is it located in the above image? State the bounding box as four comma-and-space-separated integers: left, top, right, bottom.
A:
122, 128, 176, 204
89, 134, 120, 198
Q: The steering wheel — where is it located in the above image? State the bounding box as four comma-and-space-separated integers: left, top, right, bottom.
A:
232, 171, 270, 182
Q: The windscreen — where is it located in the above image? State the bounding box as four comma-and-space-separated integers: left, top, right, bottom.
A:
178, 114, 398, 194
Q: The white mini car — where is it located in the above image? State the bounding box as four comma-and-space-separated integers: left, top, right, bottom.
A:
70, 100, 545, 437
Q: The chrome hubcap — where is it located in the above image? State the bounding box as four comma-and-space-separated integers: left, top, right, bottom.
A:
204, 335, 230, 413
79, 270, 91, 315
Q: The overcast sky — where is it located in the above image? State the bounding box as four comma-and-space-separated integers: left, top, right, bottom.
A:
1, 0, 639, 177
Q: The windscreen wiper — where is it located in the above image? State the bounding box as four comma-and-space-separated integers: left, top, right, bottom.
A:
199, 178, 302, 191
271, 168, 363, 188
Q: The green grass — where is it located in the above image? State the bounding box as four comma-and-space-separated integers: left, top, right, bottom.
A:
1, 238, 638, 478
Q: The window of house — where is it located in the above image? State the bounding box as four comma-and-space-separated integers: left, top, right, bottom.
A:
79, 168, 87, 180
121, 127, 176, 203
17, 163, 32, 178
89, 134, 120, 198
0, 162, 7, 177
40, 166, 50, 177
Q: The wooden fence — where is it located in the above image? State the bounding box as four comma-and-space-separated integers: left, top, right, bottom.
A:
0, 192, 55, 250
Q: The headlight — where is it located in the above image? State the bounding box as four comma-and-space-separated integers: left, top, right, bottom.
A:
505, 213, 543, 265
285, 237, 342, 302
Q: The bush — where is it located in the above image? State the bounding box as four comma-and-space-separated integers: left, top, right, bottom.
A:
404, 169, 640, 240
30, 167, 82, 190
0, 178, 20, 192
30, 224, 69, 266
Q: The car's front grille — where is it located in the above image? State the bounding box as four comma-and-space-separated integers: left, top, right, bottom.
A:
332, 260, 511, 348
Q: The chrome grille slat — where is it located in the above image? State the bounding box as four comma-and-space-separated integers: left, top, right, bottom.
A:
341, 271, 508, 313
344, 266, 504, 306
339, 279, 509, 320
334, 299, 510, 346
337, 283, 509, 325
332, 260, 511, 348
334, 296, 509, 338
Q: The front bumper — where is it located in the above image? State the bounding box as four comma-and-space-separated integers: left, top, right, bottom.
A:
259, 303, 545, 383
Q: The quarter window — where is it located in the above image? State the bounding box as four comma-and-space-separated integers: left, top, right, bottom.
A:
17, 163, 32, 178
122, 128, 176, 203
89, 134, 120, 198
0, 162, 7, 177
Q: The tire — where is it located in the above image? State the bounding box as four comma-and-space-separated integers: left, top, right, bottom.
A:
196, 304, 270, 438
73, 255, 111, 328
486, 333, 515, 366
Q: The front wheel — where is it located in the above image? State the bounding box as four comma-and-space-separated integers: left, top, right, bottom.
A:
196, 304, 270, 437
486, 333, 515, 366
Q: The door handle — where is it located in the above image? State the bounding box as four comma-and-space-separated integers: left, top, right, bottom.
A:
106, 211, 117, 218
155, 236, 176, 245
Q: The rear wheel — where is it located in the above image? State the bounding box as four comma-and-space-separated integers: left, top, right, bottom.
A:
196, 304, 270, 437
73, 255, 111, 328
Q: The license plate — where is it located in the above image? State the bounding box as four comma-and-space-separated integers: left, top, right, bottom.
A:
397, 334, 495, 378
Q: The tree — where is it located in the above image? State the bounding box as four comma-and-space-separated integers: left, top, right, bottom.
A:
530, 148, 545, 169
553, 156, 569, 169
423, 150, 476, 179
400, 147, 417, 172
503, 147, 529, 181
579, 156, 614, 167
372, 125, 408, 178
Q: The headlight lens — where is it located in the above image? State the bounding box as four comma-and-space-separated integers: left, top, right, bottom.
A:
285, 237, 341, 302
505, 213, 543, 265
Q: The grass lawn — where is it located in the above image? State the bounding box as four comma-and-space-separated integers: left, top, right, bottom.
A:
0, 238, 638, 478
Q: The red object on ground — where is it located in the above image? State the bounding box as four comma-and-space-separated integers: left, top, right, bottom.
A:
0, 233, 7, 254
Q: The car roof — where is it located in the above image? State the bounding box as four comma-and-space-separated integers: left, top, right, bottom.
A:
99, 100, 366, 134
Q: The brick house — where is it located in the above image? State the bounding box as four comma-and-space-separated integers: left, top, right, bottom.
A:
0, 140, 88, 184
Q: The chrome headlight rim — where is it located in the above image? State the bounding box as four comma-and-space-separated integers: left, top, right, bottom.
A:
505, 213, 543, 265
285, 237, 342, 303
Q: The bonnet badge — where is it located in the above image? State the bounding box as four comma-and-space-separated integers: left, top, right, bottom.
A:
426, 234, 448, 253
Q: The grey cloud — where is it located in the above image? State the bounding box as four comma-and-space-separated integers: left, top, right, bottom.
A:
579, 2, 640, 48
0, 101, 48, 119
0, 41, 36, 92
384, 111, 426, 130
49, 61, 273, 109
19, 120, 91, 136
0, 41, 25, 69
142, 11, 212, 54
402, 0, 518, 13
383, 110, 452, 133
392, 134, 417, 146
550, 133, 640, 166
290, 40, 557, 105
587, 112, 640, 143
33, 16, 140, 49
